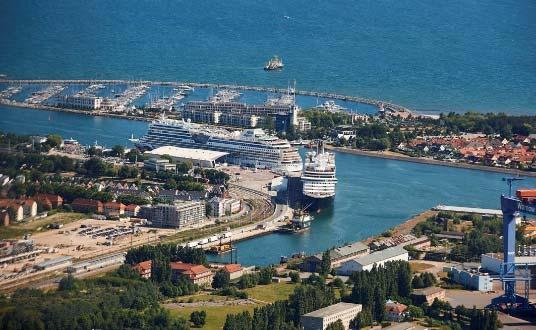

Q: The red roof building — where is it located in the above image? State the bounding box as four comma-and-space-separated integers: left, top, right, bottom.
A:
170, 262, 213, 287
133, 260, 152, 279
222, 263, 243, 280
71, 198, 103, 214
125, 204, 141, 217
0, 210, 9, 227
103, 202, 126, 216
34, 194, 63, 208
385, 300, 408, 322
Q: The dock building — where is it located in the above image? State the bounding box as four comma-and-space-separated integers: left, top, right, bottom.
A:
302, 242, 370, 273
336, 246, 408, 275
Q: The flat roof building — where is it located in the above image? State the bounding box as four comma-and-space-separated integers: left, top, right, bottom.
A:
303, 241, 370, 272
337, 246, 408, 274
144, 158, 177, 172
140, 201, 205, 228
34, 256, 72, 271
145, 146, 228, 168
301, 302, 362, 330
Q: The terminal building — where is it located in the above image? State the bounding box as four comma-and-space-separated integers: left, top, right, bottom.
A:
144, 146, 228, 168
300, 302, 362, 330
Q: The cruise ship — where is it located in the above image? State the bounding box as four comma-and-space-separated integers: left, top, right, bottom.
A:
301, 142, 337, 210
136, 117, 302, 174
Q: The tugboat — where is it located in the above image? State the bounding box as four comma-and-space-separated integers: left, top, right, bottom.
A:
264, 55, 284, 71
276, 208, 313, 233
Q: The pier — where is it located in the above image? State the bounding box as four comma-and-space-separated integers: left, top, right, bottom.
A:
0, 78, 412, 114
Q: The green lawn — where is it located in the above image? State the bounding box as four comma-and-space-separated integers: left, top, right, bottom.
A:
0, 212, 84, 239
243, 282, 297, 303
169, 304, 257, 330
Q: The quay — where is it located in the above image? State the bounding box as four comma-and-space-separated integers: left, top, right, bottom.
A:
0, 78, 412, 114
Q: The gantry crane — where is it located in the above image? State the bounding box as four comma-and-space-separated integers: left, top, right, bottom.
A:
492, 179, 536, 309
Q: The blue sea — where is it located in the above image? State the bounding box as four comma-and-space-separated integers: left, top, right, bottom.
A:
0, 0, 535, 114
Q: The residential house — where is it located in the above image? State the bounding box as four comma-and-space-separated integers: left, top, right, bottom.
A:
133, 260, 152, 279
71, 198, 104, 214
385, 300, 408, 322
125, 204, 141, 217
0, 200, 25, 222
0, 210, 9, 226
221, 263, 243, 280
103, 202, 126, 217
34, 194, 63, 208
169, 262, 213, 287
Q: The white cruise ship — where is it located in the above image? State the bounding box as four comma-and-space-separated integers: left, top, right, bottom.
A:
136, 117, 302, 174
301, 142, 337, 209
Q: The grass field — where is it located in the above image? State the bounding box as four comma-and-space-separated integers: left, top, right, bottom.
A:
409, 262, 434, 273
169, 304, 257, 330
0, 212, 84, 239
243, 282, 297, 303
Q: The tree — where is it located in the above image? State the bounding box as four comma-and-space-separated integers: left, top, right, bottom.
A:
373, 286, 385, 322
111, 145, 125, 158
83, 157, 108, 177
351, 309, 373, 329
46, 134, 63, 148
325, 319, 344, 330
258, 266, 275, 285
289, 271, 301, 283
58, 275, 80, 291
190, 310, 206, 327
320, 250, 331, 276
212, 269, 230, 289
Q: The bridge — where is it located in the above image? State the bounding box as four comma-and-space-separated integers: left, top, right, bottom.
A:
0, 78, 412, 114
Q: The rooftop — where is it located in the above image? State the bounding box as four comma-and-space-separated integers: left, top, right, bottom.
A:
433, 205, 502, 216
314, 241, 369, 260
352, 246, 407, 266
145, 146, 229, 162
302, 302, 361, 318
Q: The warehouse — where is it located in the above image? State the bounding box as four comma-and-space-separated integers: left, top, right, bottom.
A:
144, 146, 228, 168
33, 255, 73, 271
336, 246, 408, 274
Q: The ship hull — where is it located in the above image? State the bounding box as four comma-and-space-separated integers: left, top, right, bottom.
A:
301, 195, 334, 212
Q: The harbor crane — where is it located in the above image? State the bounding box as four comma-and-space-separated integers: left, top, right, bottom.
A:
492, 178, 536, 310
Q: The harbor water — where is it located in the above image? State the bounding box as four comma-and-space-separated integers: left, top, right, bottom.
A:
0, 0, 535, 114
2, 106, 535, 265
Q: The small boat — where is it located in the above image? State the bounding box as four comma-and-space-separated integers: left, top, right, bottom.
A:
264, 55, 284, 71
276, 209, 313, 233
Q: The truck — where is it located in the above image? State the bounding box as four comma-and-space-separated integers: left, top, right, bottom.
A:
198, 238, 209, 245
186, 242, 198, 248
222, 232, 232, 239
208, 235, 219, 243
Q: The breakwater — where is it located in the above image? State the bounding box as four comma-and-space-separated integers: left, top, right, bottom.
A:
0, 79, 411, 113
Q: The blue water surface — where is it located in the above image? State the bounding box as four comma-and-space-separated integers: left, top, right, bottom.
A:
0, 0, 535, 113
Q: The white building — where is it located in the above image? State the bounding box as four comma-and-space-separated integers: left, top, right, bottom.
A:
297, 117, 312, 132
337, 246, 408, 275
209, 197, 241, 217
145, 146, 228, 168
301, 302, 362, 330
448, 266, 493, 292
57, 95, 103, 110
143, 158, 177, 172
140, 201, 205, 228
